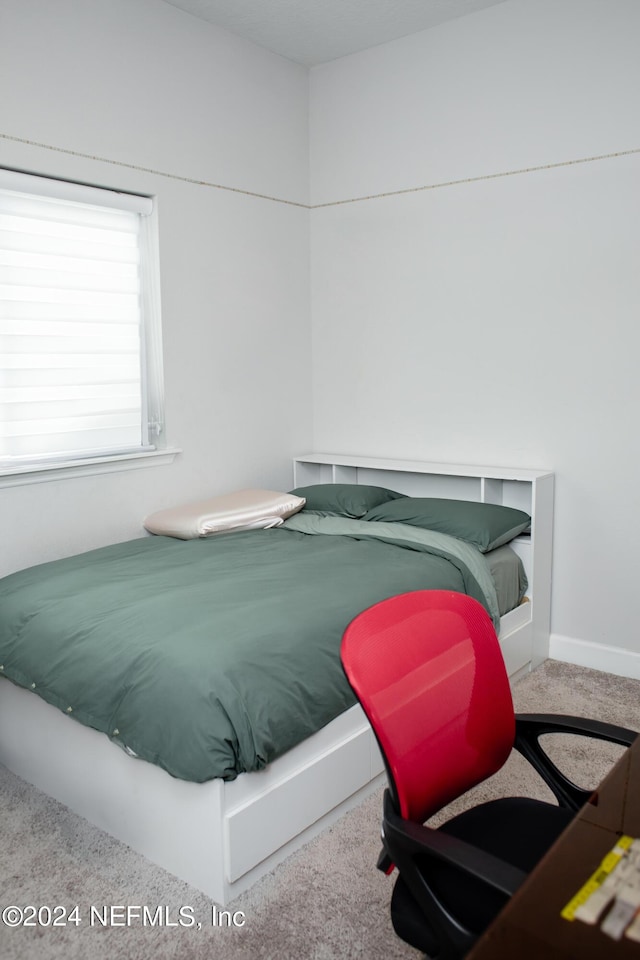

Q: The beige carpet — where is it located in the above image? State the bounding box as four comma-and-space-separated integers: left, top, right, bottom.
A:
2, 659, 640, 960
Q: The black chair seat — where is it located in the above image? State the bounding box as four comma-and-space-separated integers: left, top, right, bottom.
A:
391, 796, 574, 955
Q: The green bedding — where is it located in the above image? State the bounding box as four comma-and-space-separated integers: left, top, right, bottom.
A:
0, 518, 499, 783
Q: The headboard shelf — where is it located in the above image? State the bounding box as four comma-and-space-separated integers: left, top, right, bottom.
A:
293, 452, 552, 484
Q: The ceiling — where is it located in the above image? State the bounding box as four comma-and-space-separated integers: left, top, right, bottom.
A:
160, 0, 509, 66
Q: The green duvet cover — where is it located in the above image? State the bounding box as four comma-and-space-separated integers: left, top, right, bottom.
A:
0, 517, 498, 782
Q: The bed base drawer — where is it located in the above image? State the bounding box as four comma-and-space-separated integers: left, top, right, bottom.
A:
225, 719, 383, 883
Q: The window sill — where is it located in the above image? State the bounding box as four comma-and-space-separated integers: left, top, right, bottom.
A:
0, 448, 182, 488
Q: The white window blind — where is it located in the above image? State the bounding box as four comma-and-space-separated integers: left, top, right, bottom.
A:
0, 169, 164, 471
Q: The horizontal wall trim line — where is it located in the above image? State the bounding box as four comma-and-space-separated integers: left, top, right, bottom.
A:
0, 133, 308, 209
314, 146, 640, 208
2, 132, 639, 211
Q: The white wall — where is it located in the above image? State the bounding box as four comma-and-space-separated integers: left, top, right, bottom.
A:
309, 0, 640, 673
0, 0, 312, 576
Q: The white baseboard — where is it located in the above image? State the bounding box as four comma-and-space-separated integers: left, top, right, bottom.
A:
550, 633, 640, 681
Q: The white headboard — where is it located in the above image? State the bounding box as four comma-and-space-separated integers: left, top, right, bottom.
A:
293, 453, 554, 679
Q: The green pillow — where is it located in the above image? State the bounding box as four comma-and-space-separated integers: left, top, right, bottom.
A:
363, 497, 531, 552
289, 483, 402, 518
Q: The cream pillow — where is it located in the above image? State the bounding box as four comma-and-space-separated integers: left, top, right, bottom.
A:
144, 488, 306, 540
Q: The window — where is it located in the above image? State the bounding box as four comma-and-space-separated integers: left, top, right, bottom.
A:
0, 168, 167, 481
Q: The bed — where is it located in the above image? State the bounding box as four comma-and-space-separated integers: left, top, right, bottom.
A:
0, 453, 554, 904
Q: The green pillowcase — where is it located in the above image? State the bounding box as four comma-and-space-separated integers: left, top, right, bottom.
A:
363, 497, 531, 553
289, 483, 402, 518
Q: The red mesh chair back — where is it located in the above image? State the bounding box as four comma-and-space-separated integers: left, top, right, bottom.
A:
341, 590, 516, 824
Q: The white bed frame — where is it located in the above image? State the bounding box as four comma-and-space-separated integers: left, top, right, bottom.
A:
0, 453, 553, 905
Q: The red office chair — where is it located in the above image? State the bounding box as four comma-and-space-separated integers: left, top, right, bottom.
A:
341, 590, 637, 959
